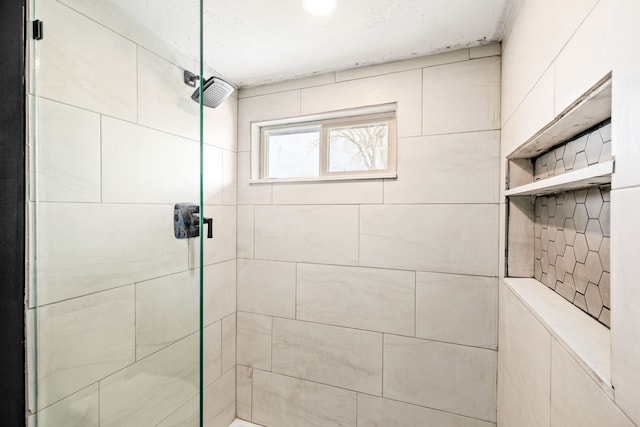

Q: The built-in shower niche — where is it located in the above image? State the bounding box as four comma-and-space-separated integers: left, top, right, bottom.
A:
505, 77, 612, 328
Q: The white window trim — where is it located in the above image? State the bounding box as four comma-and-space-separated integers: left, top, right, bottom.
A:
249, 103, 398, 184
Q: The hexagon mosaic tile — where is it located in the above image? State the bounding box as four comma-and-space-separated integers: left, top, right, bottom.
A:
533, 121, 612, 181
534, 186, 611, 327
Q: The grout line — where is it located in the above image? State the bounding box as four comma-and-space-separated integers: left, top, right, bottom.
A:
381, 334, 385, 398
414, 271, 417, 337
294, 263, 298, 320
99, 115, 103, 203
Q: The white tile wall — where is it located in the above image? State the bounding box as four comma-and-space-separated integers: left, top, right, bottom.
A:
297, 264, 415, 335
204, 260, 237, 325
237, 259, 296, 318
422, 57, 501, 135
33, 384, 99, 427
189, 205, 237, 268
36, 286, 135, 409
254, 205, 360, 265
360, 204, 499, 276
236, 366, 253, 421
221, 314, 237, 373
384, 334, 497, 422
357, 394, 496, 427
252, 370, 357, 427
384, 131, 500, 204
272, 180, 383, 205
36, 0, 137, 121
272, 319, 383, 395
236, 312, 272, 370
416, 272, 497, 349
237, 205, 255, 258
99, 334, 198, 427
34, 98, 101, 203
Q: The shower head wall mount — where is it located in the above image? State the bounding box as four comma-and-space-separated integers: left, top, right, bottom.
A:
183, 70, 234, 109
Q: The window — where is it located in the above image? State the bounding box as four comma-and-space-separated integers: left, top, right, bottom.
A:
250, 104, 397, 183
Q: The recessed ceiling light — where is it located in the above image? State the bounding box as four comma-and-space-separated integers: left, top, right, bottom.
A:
303, 0, 337, 16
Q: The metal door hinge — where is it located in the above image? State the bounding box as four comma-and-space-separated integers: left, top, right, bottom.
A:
33, 20, 43, 40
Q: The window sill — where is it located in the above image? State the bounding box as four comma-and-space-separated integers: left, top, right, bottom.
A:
503, 277, 613, 398
249, 172, 397, 184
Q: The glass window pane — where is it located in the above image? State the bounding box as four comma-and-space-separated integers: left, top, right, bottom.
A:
266, 127, 320, 178
328, 123, 388, 172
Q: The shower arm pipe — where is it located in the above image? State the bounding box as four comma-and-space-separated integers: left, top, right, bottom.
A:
184, 70, 200, 87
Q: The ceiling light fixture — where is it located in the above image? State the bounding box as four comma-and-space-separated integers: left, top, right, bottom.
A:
303, 0, 337, 16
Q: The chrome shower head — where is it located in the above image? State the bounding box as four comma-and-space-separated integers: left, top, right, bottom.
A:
184, 71, 234, 109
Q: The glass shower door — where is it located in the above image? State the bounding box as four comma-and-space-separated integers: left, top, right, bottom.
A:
26, 0, 235, 425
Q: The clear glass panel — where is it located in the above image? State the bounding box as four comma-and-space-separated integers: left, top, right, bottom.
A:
26, 0, 236, 425
328, 123, 389, 172
266, 127, 321, 178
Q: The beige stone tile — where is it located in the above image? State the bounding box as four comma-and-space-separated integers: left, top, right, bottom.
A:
221, 314, 237, 373
360, 204, 499, 276
37, 0, 137, 121
222, 150, 238, 206
384, 131, 500, 204
204, 260, 237, 326
237, 259, 296, 318
422, 57, 500, 135
301, 70, 422, 138
34, 384, 99, 427
272, 319, 383, 395
33, 203, 187, 305
237, 312, 271, 370
236, 365, 253, 421
237, 206, 255, 259
383, 334, 497, 421
272, 180, 383, 205
416, 272, 497, 349
204, 322, 223, 387
297, 264, 415, 335
188, 205, 237, 268
99, 334, 198, 427
238, 152, 272, 205
36, 287, 135, 409
551, 339, 633, 427
357, 394, 495, 427
252, 370, 357, 427
255, 205, 359, 265
498, 282, 551, 426
34, 98, 100, 202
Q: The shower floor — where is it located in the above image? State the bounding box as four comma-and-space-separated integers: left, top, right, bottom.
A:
229, 419, 262, 427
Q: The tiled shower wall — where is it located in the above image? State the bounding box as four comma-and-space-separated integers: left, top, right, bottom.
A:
533, 123, 612, 327
236, 45, 501, 426
28, 0, 237, 425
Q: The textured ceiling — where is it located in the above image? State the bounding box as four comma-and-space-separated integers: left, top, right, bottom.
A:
105, 0, 514, 87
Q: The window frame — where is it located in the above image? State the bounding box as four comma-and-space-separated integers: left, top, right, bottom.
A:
250, 104, 397, 184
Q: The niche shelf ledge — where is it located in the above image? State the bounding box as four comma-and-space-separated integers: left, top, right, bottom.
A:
506, 160, 613, 197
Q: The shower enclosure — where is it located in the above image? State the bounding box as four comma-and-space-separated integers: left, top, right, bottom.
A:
27, 0, 238, 425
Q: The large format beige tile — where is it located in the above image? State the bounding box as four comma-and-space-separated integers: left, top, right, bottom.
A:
360, 204, 499, 276
33, 384, 99, 427
221, 314, 237, 373
237, 206, 255, 258
272, 180, 383, 205
554, 0, 612, 114
252, 370, 357, 427
204, 260, 237, 325
236, 365, 253, 421
383, 335, 497, 422
237, 312, 272, 370
297, 264, 415, 335
222, 150, 238, 206
254, 205, 359, 265
237, 259, 296, 318
238, 90, 301, 152
357, 394, 495, 427
611, 187, 640, 424
99, 334, 198, 427
416, 272, 497, 349
34, 98, 100, 202
36, 287, 135, 409
384, 131, 500, 204
498, 359, 531, 427
135, 270, 198, 359
36, 0, 137, 121
34, 203, 187, 305
238, 152, 272, 205
498, 282, 551, 427
204, 322, 222, 387
272, 319, 383, 395
301, 70, 422, 138
551, 339, 633, 427
422, 57, 500, 135
102, 117, 223, 205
